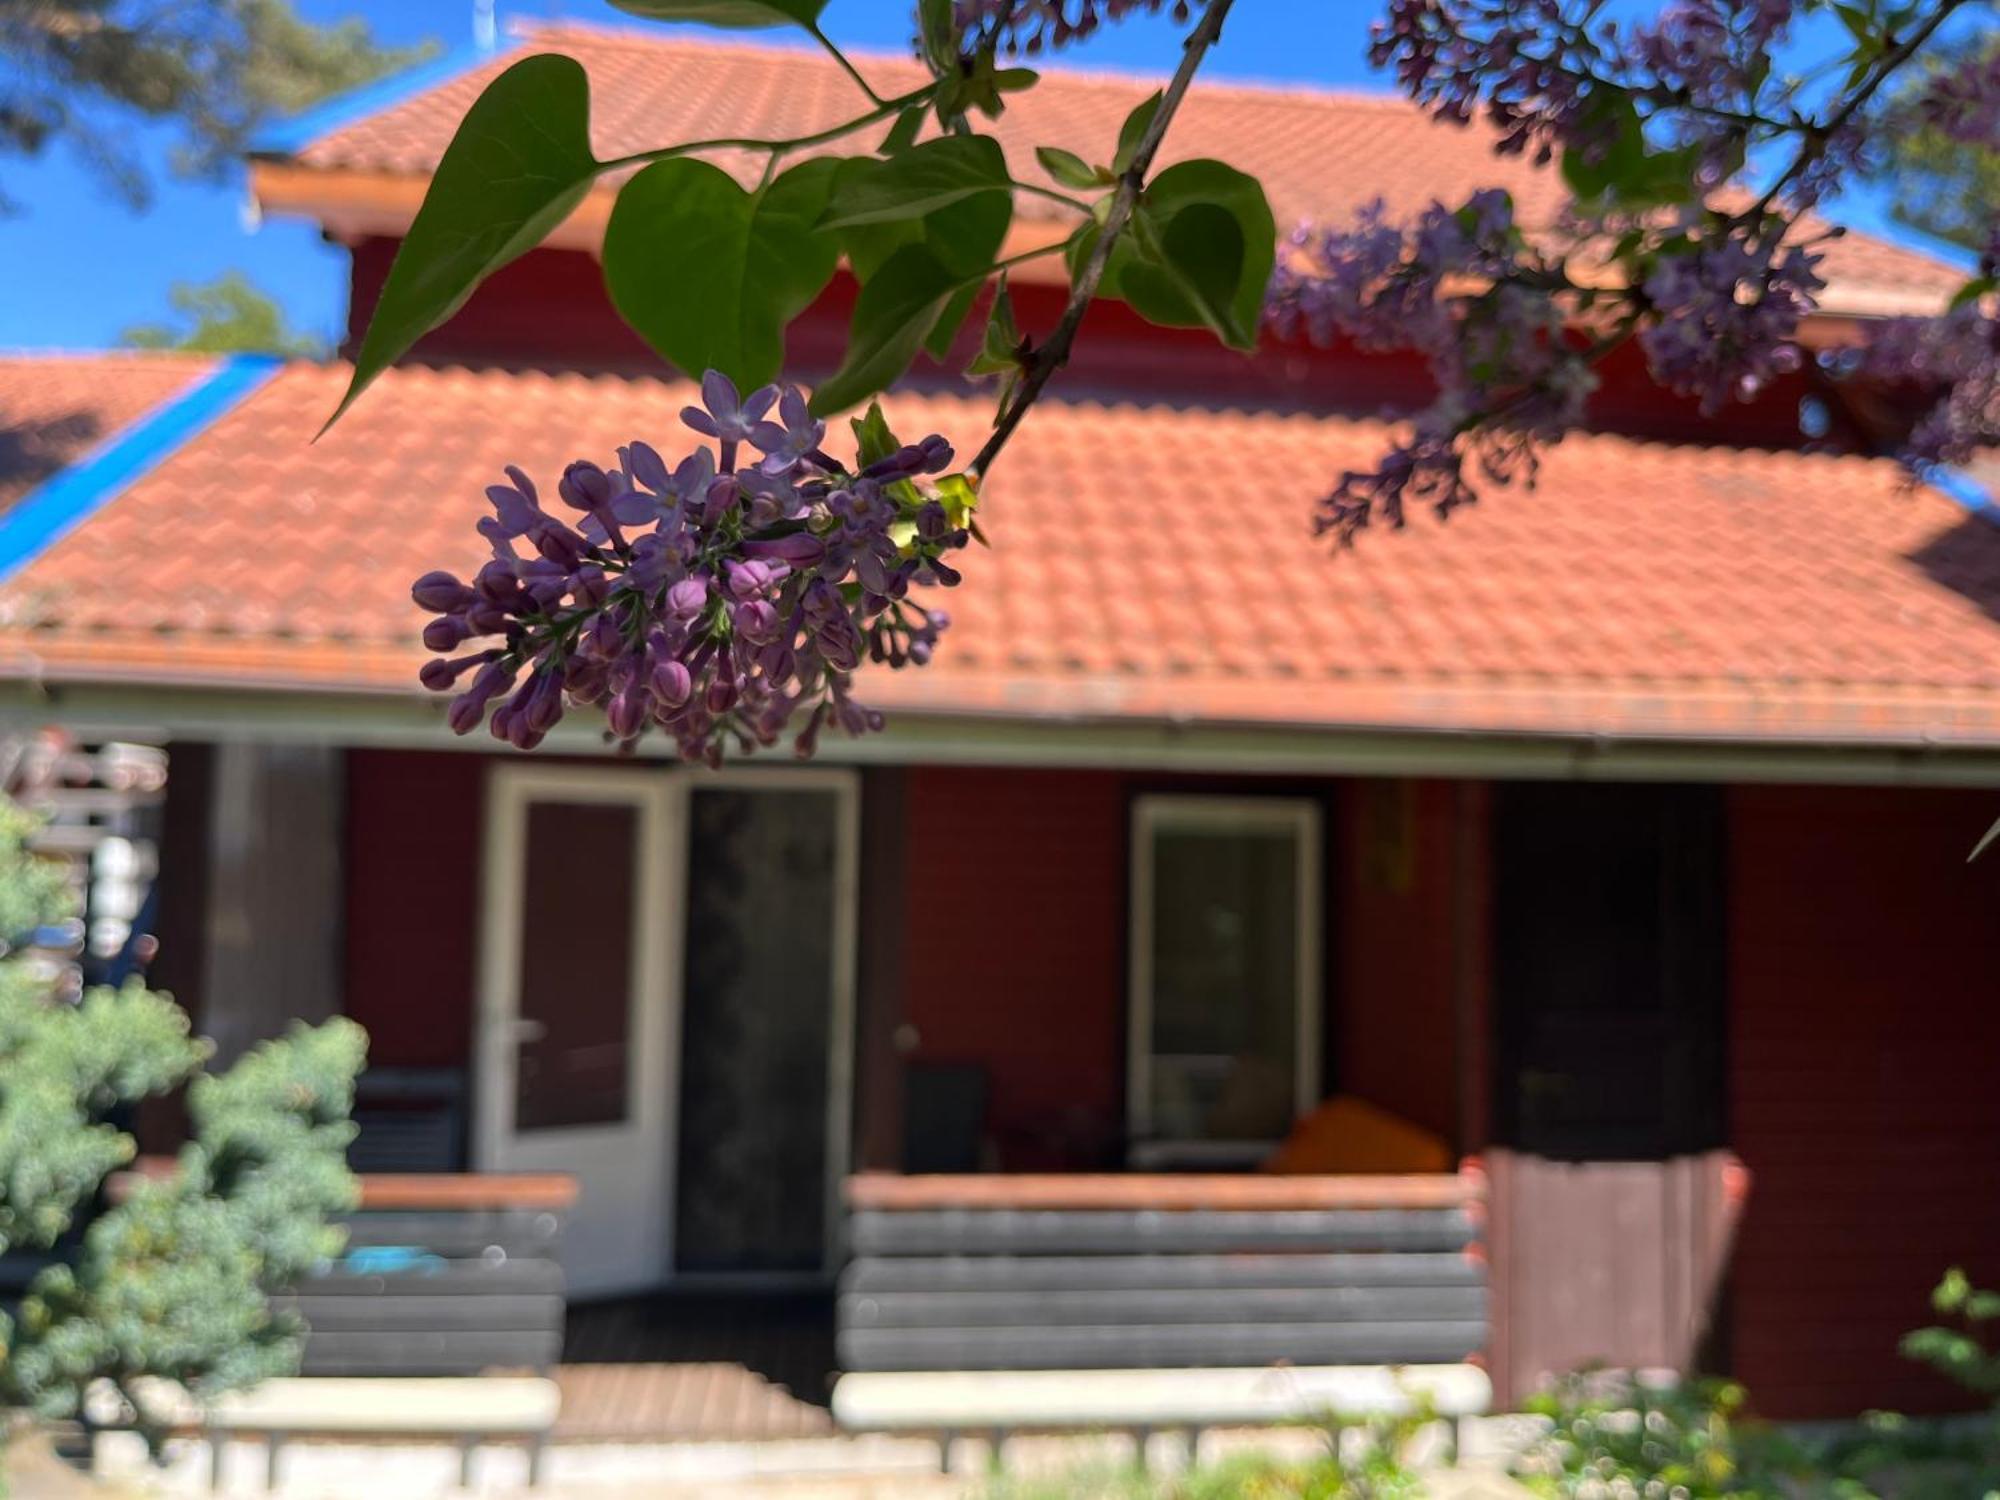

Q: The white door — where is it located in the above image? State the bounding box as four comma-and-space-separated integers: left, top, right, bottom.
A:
476, 765, 680, 1297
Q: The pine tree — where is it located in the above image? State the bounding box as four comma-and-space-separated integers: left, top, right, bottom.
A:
119, 271, 327, 359
0, 0, 436, 211
0, 797, 363, 1441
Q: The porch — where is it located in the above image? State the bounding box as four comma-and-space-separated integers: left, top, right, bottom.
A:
140, 742, 2000, 1418
302, 1158, 1738, 1443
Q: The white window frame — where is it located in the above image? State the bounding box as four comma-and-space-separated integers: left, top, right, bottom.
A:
1127, 794, 1323, 1168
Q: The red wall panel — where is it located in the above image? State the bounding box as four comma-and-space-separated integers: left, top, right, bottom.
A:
343, 748, 484, 1068
900, 766, 1127, 1168
1728, 783, 2000, 1417
1333, 778, 1465, 1147
343, 238, 1824, 451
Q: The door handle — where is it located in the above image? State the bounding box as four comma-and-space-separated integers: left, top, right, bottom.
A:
509, 1018, 549, 1045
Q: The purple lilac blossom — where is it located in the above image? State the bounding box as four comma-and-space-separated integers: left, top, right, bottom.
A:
1369, 0, 1591, 163
1850, 303, 2000, 468
1637, 226, 1825, 412
1908, 46, 2000, 148
1266, 189, 1596, 541
413, 374, 968, 763
1371, 0, 1795, 168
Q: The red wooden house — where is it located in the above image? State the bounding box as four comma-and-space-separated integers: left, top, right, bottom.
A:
2, 23, 1998, 1420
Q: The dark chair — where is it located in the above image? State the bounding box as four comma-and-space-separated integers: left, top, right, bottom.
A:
901, 1062, 988, 1174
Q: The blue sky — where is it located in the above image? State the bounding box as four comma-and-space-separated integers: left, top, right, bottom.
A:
0, 2, 1969, 352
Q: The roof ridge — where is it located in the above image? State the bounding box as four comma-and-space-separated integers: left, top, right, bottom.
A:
0, 347, 220, 366
507, 17, 1417, 114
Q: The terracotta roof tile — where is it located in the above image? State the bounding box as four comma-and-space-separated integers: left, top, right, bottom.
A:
2, 358, 1999, 747
285, 22, 1965, 313
0, 352, 214, 515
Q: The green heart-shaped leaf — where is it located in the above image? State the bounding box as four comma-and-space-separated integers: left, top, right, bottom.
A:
820, 136, 1010, 228
809, 244, 968, 416
609, 0, 826, 28
1114, 91, 1162, 176
1117, 158, 1273, 352
603, 156, 842, 390
1122, 203, 1246, 345
327, 54, 599, 432
836, 177, 1010, 361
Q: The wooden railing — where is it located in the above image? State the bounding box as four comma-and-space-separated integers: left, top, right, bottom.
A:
838, 1170, 1488, 1375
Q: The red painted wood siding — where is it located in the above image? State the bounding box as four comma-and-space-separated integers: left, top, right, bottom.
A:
343, 748, 483, 1067
1333, 778, 1465, 1147
342, 239, 1826, 451
1727, 783, 2000, 1417
894, 768, 1466, 1168
899, 766, 1128, 1168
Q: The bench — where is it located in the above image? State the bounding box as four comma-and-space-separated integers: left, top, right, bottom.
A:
89, 1375, 560, 1489
285, 1174, 574, 1377
100, 1168, 575, 1486
830, 1170, 1491, 1467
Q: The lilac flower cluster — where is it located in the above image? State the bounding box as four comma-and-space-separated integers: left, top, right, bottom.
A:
1627, 0, 1793, 115
1848, 301, 1999, 469
951, 0, 1177, 53
1315, 423, 1550, 545
1638, 226, 1825, 412
1372, 0, 1795, 168
412, 373, 970, 763
1315, 1, 1998, 541
1907, 46, 2000, 148
1369, 0, 1589, 162
1267, 189, 1597, 541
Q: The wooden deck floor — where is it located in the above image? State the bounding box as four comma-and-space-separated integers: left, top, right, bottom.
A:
554, 1291, 837, 1442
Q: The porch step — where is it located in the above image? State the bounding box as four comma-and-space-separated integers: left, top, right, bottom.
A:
553, 1363, 836, 1444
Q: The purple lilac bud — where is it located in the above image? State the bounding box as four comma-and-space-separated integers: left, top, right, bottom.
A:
741, 532, 827, 567
667, 576, 710, 619
412, 571, 475, 612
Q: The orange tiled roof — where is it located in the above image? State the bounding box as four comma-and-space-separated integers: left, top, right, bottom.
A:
276, 22, 1965, 315
0, 352, 214, 515
3, 355, 1999, 748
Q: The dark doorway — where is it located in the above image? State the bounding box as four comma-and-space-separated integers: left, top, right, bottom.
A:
674, 784, 842, 1275
1493, 782, 1727, 1160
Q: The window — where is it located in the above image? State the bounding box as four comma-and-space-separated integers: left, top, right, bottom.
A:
1128, 797, 1322, 1165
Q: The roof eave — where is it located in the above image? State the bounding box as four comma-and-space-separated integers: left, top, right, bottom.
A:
5, 666, 2000, 786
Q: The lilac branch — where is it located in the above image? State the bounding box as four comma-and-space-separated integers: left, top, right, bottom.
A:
968, 0, 1236, 479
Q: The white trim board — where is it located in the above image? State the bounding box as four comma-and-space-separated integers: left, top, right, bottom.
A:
14, 681, 2000, 788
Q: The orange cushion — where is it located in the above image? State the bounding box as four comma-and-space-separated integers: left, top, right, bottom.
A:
1261, 1094, 1453, 1175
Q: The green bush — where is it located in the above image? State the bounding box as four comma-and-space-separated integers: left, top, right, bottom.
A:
0, 798, 363, 1442
1512, 1374, 1789, 1497
1512, 1346, 2000, 1500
